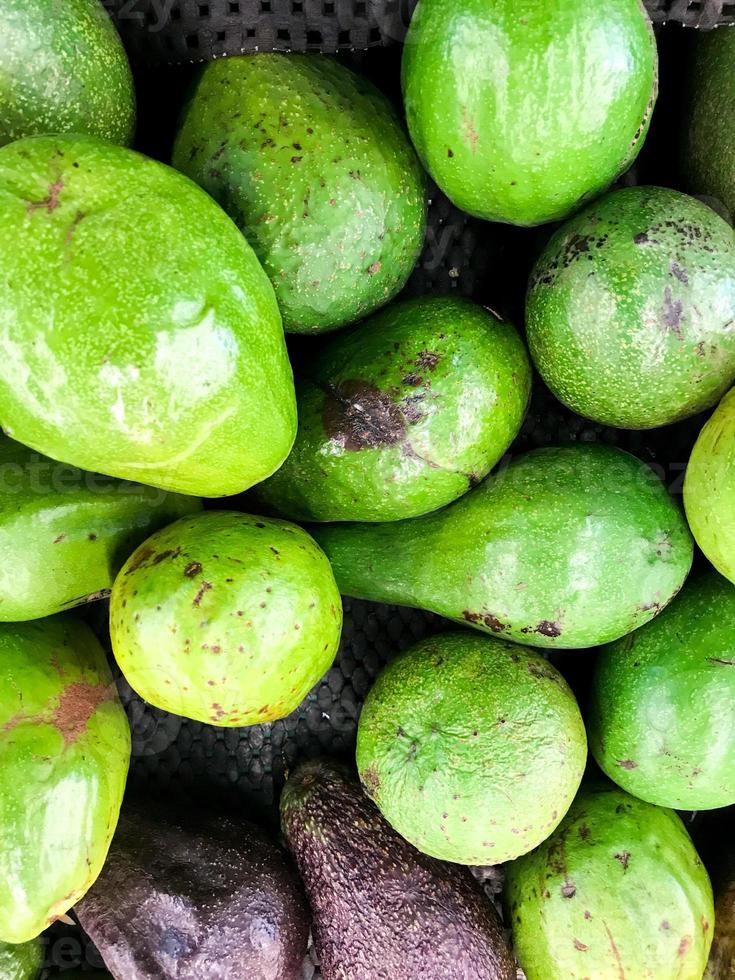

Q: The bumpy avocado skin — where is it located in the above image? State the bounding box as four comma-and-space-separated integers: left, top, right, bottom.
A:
257, 297, 531, 522
590, 572, 735, 810
527, 186, 735, 429
312, 444, 693, 649
683, 30, 735, 224
0, 0, 135, 148
355, 633, 586, 865
281, 759, 516, 979
0, 135, 296, 497
0, 435, 201, 621
0, 616, 130, 943
76, 802, 309, 980
110, 511, 342, 727
172, 54, 426, 333
685, 387, 735, 584
401, 0, 657, 226
504, 783, 714, 980
0, 937, 43, 980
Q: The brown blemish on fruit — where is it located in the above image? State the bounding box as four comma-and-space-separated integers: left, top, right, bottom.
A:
125, 546, 155, 574
323, 379, 406, 451
210, 702, 226, 721
603, 921, 625, 979
617, 759, 637, 770
707, 657, 735, 666
662, 287, 684, 338
367, 261, 381, 275
462, 610, 508, 633
362, 764, 381, 796
27, 177, 64, 214
53, 534, 66, 544
578, 824, 591, 841
678, 936, 691, 957
574, 939, 588, 951
150, 548, 182, 566
192, 581, 212, 606
614, 851, 630, 870
88, 533, 97, 541
415, 351, 441, 371
521, 620, 562, 638
462, 109, 479, 152
670, 261, 689, 284
184, 561, 202, 578
51, 681, 110, 745
633, 232, 649, 245
561, 883, 576, 898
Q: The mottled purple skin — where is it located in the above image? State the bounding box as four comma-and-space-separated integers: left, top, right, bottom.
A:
75, 802, 309, 980
280, 759, 515, 980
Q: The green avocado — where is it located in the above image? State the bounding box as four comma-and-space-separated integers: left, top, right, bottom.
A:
526, 186, 735, 429
356, 633, 587, 865
0, 435, 201, 621
0, 135, 295, 497
589, 572, 735, 810
0, 937, 43, 979
685, 387, 735, 584
0, 0, 135, 148
504, 782, 714, 980
281, 758, 516, 979
0, 615, 130, 943
257, 296, 531, 522
401, 0, 657, 226
683, 29, 735, 224
110, 511, 342, 727
312, 444, 693, 649
172, 54, 426, 333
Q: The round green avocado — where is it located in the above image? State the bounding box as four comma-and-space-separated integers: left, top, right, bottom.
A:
527, 185, 735, 429
0, 937, 43, 979
589, 572, 735, 810
0, 616, 130, 943
0, 0, 135, 148
257, 296, 531, 522
0, 135, 296, 497
172, 53, 426, 333
110, 511, 342, 727
504, 783, 714, 980
685, 387, 735, 585
401, 0, 657, 226
0, 435, 201, 621
683, 29, 735, 224
356, 632, 587, 865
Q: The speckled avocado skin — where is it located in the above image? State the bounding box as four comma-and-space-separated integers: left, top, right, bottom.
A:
110, 511, 342, 727
0, 937, 43, 980
355, 634, 586, 866
527, 186, 735, 429
0, 435, 201, 621
0, 135, 296, 496
0, 615, 130, 943
76, 802, 309, 980
685, 387, 735, 584
312, 444, 693, 649
683, 30, 735, 223
504, 783, 714, 980
0, 0, 135, 148
172, 54, 427, 333
281, 758, 516, 979
590, 572, 735, 810
402, 0, 657, 226
257, 296, 531, 522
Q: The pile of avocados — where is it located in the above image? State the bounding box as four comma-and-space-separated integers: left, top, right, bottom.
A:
1, 0, 735, 978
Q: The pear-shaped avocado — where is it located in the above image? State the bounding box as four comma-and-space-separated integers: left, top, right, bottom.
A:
0, 435, 201, 621
110, 511, 342, 727
75, 801, 309, 980
0, 615, 130, 943
685, 387, 735, 584
355, 633, 586, 865
589, 571, 735, 810
312, 444, 693, 649
0, 135, 296, 497
683, 29, 735, 223
504, 782, 714, 979
257, 296, 531, 522
0, 937, 43, 979
0, 0, 135, 148
281, 758, 515, 980
402, 0, 657, 226
526, 186, 735, 429
172, 54, 426, 333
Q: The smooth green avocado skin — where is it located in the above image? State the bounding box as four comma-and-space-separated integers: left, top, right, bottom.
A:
589, 572, 735, 810
0, 937, 43, 979
0, 135, 296, 497
685, 387, 735, 584
0, 616, 130, 943
110, 511, 342, 727
173, 54, 426, 334
356, 632, 586, 865
257, 296, 531, 522
0, 435, 201, 621
312, 444, 693, 650
0, 0, 135, 148
504, 783, 714, 980
527, 186, 735, 429
683, 29, 735, 223
401, 0, 657, 226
